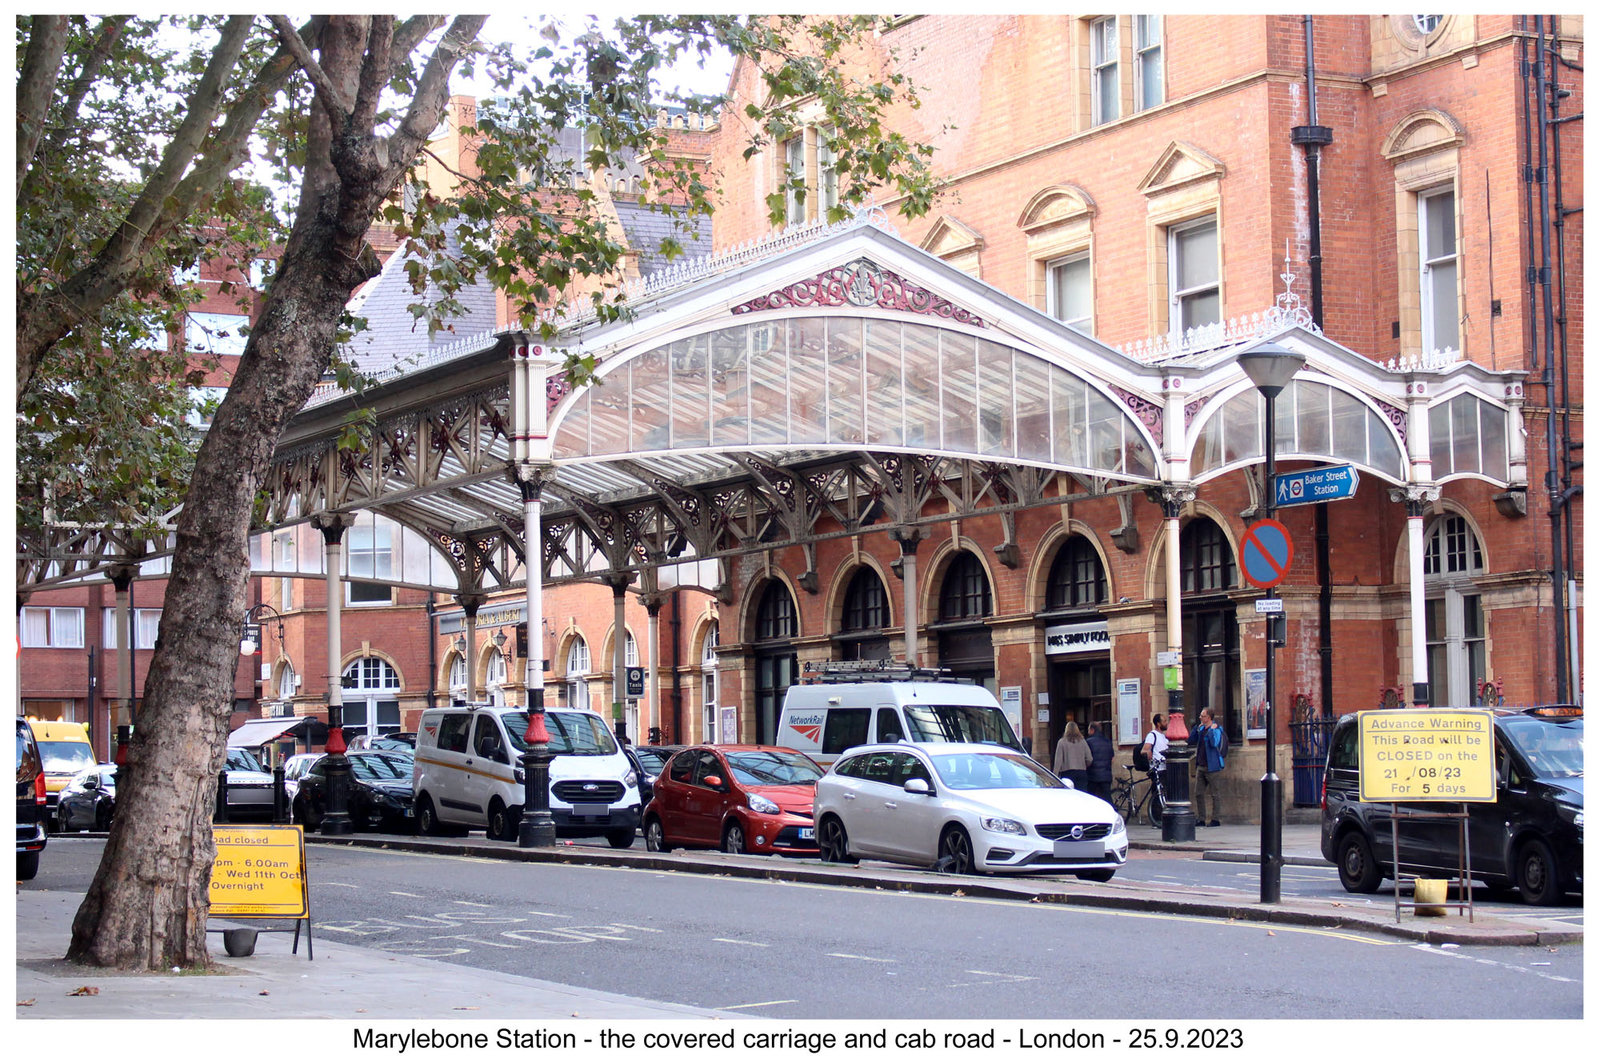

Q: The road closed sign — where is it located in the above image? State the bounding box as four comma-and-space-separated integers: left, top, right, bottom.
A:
209, 824, 309, 918
1357, 709, 1496, 803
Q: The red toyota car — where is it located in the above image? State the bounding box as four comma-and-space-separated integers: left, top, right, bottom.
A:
643, 745, 823, 856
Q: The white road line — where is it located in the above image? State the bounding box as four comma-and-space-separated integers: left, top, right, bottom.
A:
388, 890, 422, 897
320, 882, 359, 888
451, 900, 494, 907
827, 952, 893, 962
720, 1000, 798, 1010
713, 938, 771, 947
525, 910, 565, 917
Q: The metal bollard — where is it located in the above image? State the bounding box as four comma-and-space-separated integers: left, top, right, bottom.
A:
215, 768, 230, 824
273, 764, 287, 823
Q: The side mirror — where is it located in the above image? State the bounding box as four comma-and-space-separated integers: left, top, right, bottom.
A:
904, 777, 932, 795
702, 775, 726, 791
1059, 774, 1076, 789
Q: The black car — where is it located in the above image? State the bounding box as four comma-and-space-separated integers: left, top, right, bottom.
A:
16, 718, 48, 880
629, 744, 683, 807
1321, 706, 1583, 905
292, 751, 417, 833
57, 764, 119, 832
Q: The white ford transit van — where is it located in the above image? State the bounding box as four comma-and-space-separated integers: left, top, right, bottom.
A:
777, 664, 1023, 767
412, 705, 641, 847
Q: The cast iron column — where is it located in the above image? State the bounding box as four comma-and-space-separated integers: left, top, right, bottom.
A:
1159, 489, 1195, 842
314, 513, 355, 836
516, 470, 556, 847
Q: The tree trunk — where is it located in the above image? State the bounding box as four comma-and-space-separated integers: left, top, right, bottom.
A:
65, 15, 481, 970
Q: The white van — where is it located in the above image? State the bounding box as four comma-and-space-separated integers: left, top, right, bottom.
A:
777, 666, 1023, 767
412, 705, 641, 847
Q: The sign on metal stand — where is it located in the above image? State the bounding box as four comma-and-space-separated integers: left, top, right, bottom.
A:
208, 823, 314, 959
1356, 709, 1496, 923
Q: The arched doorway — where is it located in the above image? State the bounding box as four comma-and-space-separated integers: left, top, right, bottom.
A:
839, 567, 891, 662
937, 551, 995, 692
1180, 518, 1240, 740
340, 656, 402, 741
1041, 535, 1111, 753
1424, 513, 1487, 705
560, 636, 591, 712
700, 622, 720, 743
752, 582, 798, 744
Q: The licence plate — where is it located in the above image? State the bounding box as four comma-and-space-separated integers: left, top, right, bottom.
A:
798, 827, 815, 840
572, 803, 609, 817
1052, 840, 1103, 859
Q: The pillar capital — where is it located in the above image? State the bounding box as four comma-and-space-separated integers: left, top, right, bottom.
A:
1388, 484, 1440, 517
513, 463, 549, 502
1155, 484, 1196, 520
454, 593, 488, 617
107, 563, 140, 593
311, 511, 356, 545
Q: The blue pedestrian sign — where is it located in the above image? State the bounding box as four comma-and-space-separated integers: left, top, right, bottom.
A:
1275, 464, 1359, 508
1240, 519, 1294, 589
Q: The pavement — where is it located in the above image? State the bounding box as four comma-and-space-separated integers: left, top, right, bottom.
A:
14, 819, 1582, 1021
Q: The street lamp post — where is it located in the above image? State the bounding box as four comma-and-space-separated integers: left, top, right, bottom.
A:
1237, 341, 1306, 905
239, 603, 289, 823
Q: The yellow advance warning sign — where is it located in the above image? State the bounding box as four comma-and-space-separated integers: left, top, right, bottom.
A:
1357, 709, 1496, 803
209, 825, 308, 918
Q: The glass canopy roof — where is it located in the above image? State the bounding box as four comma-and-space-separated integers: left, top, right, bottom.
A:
1191, 379, 1407, 481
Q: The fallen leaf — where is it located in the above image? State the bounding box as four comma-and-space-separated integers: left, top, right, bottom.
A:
1266, 930, 1275, 936
259, 990, 270, 996
953, 889, 966, 897
69, 986, 100, 997
18, 999, 36, 1007
453, 1006, 480, 1011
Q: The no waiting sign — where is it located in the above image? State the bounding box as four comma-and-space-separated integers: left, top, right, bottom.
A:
1239, 518, 1293, 589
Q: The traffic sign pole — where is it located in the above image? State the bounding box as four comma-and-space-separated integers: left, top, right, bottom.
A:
1261, 393, 1283, 904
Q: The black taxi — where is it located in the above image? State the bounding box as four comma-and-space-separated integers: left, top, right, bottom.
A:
1320, 705, 1583, 905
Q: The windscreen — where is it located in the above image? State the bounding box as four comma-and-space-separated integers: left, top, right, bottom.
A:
1501, 715, 1584, 779
725, 750, 824, 787
930, 752, 1064, 791
38, 741, 95, 775
902, 704, 1022, 749
504, 711, 618, 756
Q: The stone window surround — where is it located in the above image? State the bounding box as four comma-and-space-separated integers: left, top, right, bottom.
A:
1139, 143, 1225, 341
1382, 109, 1465, 361
1019, 185, 1096, 328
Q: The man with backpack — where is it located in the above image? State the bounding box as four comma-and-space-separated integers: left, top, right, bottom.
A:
1193, 707, 1227, 826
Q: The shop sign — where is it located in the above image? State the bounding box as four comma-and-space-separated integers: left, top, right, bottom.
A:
1044, 621, 1110, 656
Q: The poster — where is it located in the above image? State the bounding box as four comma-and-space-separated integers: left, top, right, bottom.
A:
719, 705, 737, 743
1245, 668, 1267, 739
999, 686, 1023, 744
1116, 679, 1142, 746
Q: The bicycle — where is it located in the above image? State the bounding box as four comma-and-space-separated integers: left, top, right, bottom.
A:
1109, 765, 1166, 826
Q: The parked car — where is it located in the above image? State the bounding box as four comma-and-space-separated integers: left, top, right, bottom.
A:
1321, 706, 1584, 905
628, 744, 683, 807
292, 751, 417, 833
644, 745, 825, 856
813, 742, 1129, 878
16, 717, 48, 880
349, 732, 417, 753
281, 752, 323, 805
27, 719, 96, 829
56, 764, 119, 832
222, 747, 277, 821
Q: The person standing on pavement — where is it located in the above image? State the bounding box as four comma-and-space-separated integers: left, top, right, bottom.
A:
1192, 707, 1225, 827
1053, 720, 1091, 791
1084, 721, 1114, 803
1140, 713, 1169, 776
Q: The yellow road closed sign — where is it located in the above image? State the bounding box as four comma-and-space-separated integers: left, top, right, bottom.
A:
209, 825, 308, 918
1357, 709, 1496, 802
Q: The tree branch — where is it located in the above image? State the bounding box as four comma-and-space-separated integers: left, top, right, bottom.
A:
16, 15, 69, 194
384, 16, 488, 188
348, 17, 396, 137
38, 16, 130, 160
269, 13, 351, 118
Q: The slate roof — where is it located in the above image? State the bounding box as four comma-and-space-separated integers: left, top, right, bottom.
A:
614, 199, 711, 276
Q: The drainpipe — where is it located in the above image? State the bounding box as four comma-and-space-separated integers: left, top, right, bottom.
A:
1290, 14, 1335, 718
670, 589, 684, 743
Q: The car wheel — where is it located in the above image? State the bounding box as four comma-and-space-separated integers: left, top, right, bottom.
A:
417, 795, 441, 836
818, 815, 855, 864
487, 799, 515, 842
1076, 869, 1116, 883
606, 828, 637, 849
1515, 837, 1562, 906
644, 817, 671, 854
1336, 831, 1384, 893
938, 825, 976, 874
722, 821, 747, 855
17, 851, 40, 881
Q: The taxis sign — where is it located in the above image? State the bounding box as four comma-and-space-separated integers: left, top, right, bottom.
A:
209, 824, 308, 918
1357, 709, 1496, 803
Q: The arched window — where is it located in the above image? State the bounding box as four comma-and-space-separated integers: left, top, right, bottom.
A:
340, 656, 401, 739
448, 653, 467, 704
1424, 514, 1486, 705
276, 661, 299, 701
701, 623, 719, 743
485, 648, 509, 707
1181, 519, 1235, 594
840, 568, 890, 661
753, 583, 798, 744
563, 636, 590, 711
1046, 537, 1108, 609
939, 552, 993, 621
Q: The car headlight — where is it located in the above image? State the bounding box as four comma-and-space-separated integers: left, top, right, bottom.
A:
624, 769, 639, 788
981, 816, 1026, 835
514, 766, 526, 785
1112, 814, 1127, 835
747, 793, 780, 815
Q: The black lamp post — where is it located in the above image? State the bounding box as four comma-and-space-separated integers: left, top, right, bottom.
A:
518, 686, 557, 847
239, 603, 288, 822
1237, 341, 1306, 904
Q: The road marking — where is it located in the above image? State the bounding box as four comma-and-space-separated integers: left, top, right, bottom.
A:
319, 881, 360, 888
719, 1000, 798, 1010
1407, 943, 1578, 984
827, 952, 893, 962
452, 900, 494, 908
948, 970, 1036, 987
713, 938, 770, 947
388, 890, 422, 897
525, 910, 565, 917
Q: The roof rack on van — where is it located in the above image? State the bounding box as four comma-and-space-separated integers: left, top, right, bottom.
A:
798, 660, 973, 685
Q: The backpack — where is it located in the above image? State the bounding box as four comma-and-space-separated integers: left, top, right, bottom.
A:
1215, 725, 1229, 769
1131, 744, 1150, 773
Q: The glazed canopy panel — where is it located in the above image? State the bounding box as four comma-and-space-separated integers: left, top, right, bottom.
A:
553, 317, 1158, 481
1430, 393, 1509, 483
1191, 379, 1407, 481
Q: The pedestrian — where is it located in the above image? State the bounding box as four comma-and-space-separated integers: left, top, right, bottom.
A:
1052, 720, 1091, 791
1140, 713, 1169, 777
1193, 707, 1226, 826
1084, 721, 1114, 803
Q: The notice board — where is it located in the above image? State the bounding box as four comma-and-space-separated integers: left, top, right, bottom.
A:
1357, 709, 1496, 803
209, 824, 309, 918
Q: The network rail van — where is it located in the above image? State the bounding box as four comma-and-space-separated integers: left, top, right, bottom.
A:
26, 719, 96, 827
412, 705, 640, 847
777, 662, 1023, 767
